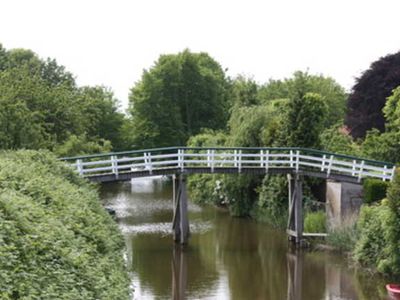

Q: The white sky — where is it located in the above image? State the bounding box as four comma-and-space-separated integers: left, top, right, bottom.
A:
1, 0, 400, 110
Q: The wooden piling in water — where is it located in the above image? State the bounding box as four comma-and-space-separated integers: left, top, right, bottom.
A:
172, 174, 190, 244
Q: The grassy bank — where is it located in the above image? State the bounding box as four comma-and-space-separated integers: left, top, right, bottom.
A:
0, 150, 130, 299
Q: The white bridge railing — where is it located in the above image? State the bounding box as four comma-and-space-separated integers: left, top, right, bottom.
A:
61, 147, 396, 182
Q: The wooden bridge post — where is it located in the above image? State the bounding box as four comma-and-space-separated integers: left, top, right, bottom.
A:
172, 174, 190, 244
287, 174, 303, 245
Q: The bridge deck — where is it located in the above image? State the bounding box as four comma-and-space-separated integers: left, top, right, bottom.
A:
87, 167, 363, 184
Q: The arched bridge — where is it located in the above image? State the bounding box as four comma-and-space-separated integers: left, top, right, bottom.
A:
61, 147, 396, 245
61, 146, 395, 183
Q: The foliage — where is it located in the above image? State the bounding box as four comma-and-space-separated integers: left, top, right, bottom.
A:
0, 44, 126, 152
227, 103, 281, 147
353, 204, 391, 271
0, 150, 130, 299
361, 129, 400, 163
319, 124, 360, 156
345, 51, 400, 138
224, 174, 262, 217
354, 168, 400, 275
255, 175, 288, 228
228, 75, 259, 107
54, 134, 112, 158
326, 214, 359, 252
304, 211, 326, 233
383, 86, 400, 130
279, 92, 328, 148
76, 86, 126, 151
128, 49, 229, 148
186, 129, 227, 148
258, 71, 346, 127
186, 130, 227, 205
363, 178, 389, 204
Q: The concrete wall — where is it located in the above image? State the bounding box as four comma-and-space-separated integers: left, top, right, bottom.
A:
326, 180, 363, 228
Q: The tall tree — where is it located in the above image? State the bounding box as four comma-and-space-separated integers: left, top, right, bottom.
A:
345, 51, 400, 138
280, 92, 328, 148
128, 49, 229, 148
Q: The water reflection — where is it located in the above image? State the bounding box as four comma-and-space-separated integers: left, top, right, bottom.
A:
100, 178, 389, 300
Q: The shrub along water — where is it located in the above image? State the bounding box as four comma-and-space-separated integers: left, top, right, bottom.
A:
0, 150, 130, 299
354, 168, 400, 275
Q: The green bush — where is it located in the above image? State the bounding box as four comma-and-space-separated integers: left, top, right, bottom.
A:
353, 204, 392, 272
304, 211, 326, 233
353, 168, 400, 275
363, 178, 389, 204
0, 150, 130, 299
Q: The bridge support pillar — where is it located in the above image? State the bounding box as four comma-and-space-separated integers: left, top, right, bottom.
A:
172, 174, 190, 244
287, 174, 303, 245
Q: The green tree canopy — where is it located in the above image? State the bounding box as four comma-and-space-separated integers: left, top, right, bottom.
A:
0, 44, 126, 154
258, 71, 346, 127
128, 49, 229, 148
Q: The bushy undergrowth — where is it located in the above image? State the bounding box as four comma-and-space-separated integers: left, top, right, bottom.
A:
304, 211, 326, 233
353, 203, 391, 272
0, 150, 130, 299
326, 214, 359, 252
363, 178, 389, 204
354, 168, 400, 275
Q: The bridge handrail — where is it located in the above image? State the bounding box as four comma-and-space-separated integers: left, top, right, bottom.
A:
60, 146, 397, 182
60, 146, 395, 167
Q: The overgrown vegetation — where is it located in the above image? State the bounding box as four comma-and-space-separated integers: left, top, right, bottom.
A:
354, 168, 400, 275
363, 178, 389, 204
326, 214, 359, 252
304, 211, 326, 233
0, 151, 131, 299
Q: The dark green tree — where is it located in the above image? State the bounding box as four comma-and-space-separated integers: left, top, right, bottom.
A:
128, 49, 229, 148
280, 92, 328, 148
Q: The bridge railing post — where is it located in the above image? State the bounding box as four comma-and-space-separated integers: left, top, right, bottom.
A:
210, 150, 215, 172
76, 159, 83, 176
147, 152, 153, 174
295, 151, 300, 173
265, 150, 269, 171
351, 160, 357, 177
238, 150, 242, 173
321, 154, 326, 172
327, 155, 334, 176
358, 160, 365, 182
234, 150, 238, 168
390, 166, 396, 182
178, 149, 184, 171
260, 150, 264, 167
111, 155, 119, 177
290, 150, 294, 168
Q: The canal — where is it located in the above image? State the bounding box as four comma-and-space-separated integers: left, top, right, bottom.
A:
100, 176, 388, 300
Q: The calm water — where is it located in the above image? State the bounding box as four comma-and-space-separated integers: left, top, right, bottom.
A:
100, 177, 389, 300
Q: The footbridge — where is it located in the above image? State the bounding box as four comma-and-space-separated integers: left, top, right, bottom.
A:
61, 147, 395, 245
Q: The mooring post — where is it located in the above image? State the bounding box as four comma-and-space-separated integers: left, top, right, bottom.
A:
172, 174, 190, 244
